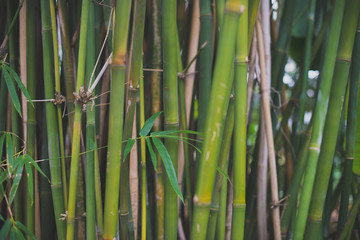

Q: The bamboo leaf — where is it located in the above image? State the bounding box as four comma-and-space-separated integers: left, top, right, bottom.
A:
9, 162, 24, 205
216, 165, 231, 184
15, 221, 37, 240
9, 226, 25, 240
0, 219, 12, 239
150, 129, 202, 137
2, 68, 22, 117
123, 138, 135, 162
0, 170, 9, 185
139, 111, 162, 137
6, 133, 14, 169
24, 162, 34, 205
152, 134, 202, 153
23, 153, 49, 181
152, 137, 184, 203
3, 65, 33, 107
146, 138, 157, 171
0, 214, 4, 221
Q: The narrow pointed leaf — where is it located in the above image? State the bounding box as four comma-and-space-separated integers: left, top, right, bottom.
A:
123, 138, 135, 162
15, 221, 37, 240
139, 111, 162, 137
216, 165, 231, 184
3, 65, 33, 107
2, 68, 22, 117
9, 162, 24, 204
9, 226, 25, 240
152, 137, 184, 202
23, 153, 49, 181
0, 219, 12, 239
146, 138, 157, 171
0, 170, 9, 185
150, 129, 202, 136
24, 162, 34, 205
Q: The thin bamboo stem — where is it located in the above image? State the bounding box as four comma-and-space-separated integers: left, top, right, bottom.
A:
256, 20, 281, 240
66, 0, 90, 238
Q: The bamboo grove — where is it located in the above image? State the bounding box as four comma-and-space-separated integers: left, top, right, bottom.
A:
1, 0, 360, 239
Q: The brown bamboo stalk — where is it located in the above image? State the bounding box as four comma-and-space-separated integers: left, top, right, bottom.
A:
256, 20, 281, 240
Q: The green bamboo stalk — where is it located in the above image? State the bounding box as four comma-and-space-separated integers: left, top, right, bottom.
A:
216, 165, 229, 240
148, 0, 164, 236
49, 0, 68, 210
0, 76, 6, 132
305, 0, 360, 237
247, 0, 260, 50
139, 63, 147, 240
197, 0, 213, 181
25, 1, 36, 236
39, 0, 66, 238
66, 0, 90, 238
338, 189, 360, 240
119, 0, 146, 237
94, 141, 103, 239
337, 19, 360, 235
231, 0, 248, 238
206, 99, 234, 240
102, 0, 131, 238
85, 1, 96, 239
293, 0, 317, 153
190, 0, 242, 238
162, 0, 179, 237
293, 0, 346, 238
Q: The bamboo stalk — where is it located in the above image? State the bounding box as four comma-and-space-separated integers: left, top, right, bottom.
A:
85, 1, 96, 239
103, 0, 131, 238
207, 99, 234, 239
66, 0, 90, 238
49, 0, 68, 210
293, 0, 346, 238
231, 0, 248, 238
39, 0, 66, 238
338, 18, 360, 235
306, 0, 360, 237
162, 0, 179, 237
190, 0, 242, 238
256, 19, 281, 240
25, 0, 36, 235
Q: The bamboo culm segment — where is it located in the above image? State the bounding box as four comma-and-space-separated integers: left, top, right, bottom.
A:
293, 0, 346, 238
191, 0, 242, 238
306, 0, 360, 237
66, 0, 90, 239
162, 0, 179, 238
103, 0, 132, 238
39, 0, 66, 238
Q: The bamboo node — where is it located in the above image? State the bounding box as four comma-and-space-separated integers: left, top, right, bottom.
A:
73, 86, 96, 112
52, 92, 66, 105
59, 211, 68, 221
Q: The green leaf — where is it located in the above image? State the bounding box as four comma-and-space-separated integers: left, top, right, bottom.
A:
23, 154, 49, 181
0, 170, 9, 185
2, 68, 22, 117
152, 137, 184, 203
9, 162, 24, 205
123, 138, 135, 162
3, 65, 33, 107
0, 219, 12, 239
0, 214, 4, 221
15, 221, 37, 240
6, 133, 14, 170
146, 138, 157, 171
152, 134, 202, 153
151, 129, 202, 137
24, 162, 34, 205
139, 111, 162, 137
9, 225, 25, 240
216, 165, 231, 184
